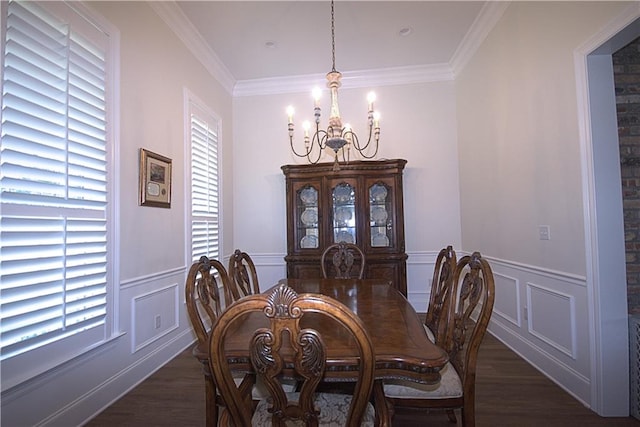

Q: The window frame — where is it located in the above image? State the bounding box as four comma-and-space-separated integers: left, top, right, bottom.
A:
0, 0, 120, 391
184, 89, 222, 266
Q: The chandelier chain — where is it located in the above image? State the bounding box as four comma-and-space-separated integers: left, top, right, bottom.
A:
331, 0, 336, 72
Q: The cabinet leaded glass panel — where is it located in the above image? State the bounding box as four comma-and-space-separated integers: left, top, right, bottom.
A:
298, 186, 319, 248
370, 183, 391, 247
332, 183, 356, 244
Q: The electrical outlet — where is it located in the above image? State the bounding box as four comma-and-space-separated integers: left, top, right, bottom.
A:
538, 225, 551, 241
154, 315, 161, 329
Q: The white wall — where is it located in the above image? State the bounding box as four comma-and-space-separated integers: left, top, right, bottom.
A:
455, 1, 632, 415
0, 2, 234, 425
457, 1, 607, 274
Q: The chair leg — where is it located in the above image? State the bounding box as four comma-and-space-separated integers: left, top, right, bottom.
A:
461, 403, 474, 427
447, 409, 457, 424
205, 374, 218, 427
372, 380, 392, 427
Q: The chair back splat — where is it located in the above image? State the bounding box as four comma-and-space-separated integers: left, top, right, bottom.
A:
321, 242, 366, 279
424, 245, 457, 345
227, 249, 260, 302
210, 283, 377, 426
448, 252, 496, 403
185, 256, 228, 351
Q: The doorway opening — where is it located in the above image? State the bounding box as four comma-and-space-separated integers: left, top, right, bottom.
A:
581, 13, 640, 416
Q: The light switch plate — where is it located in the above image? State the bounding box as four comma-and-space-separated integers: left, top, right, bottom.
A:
539, 225, 551, 240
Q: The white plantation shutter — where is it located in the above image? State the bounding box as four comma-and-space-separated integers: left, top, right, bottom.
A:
190, 104, 219, 261
0, 0, 113, 380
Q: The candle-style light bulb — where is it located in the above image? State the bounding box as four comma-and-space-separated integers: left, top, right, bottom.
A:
344, 123, 352, 143
302, 120, 311, 137
367, 92, 376, 111
286, 106, 294, 124
312, 87, 322, 108
373, 111, 380, 128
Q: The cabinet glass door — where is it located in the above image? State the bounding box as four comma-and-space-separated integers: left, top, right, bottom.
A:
298, 185, 319, 249
332, 182, 356, 244
369, 182, 391, 247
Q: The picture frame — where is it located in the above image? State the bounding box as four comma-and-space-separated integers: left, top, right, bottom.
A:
139, 148, 172, 208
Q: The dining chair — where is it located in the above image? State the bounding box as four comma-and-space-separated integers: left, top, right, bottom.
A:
424, 245, 457, 344
382, 251, 496, 427
186, 255, 282, 427
209, 283, 379, 426
184, 256, 237, 427
227, 249, 260, 302
321, 241, 366, 279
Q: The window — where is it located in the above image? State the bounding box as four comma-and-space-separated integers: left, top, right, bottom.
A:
0, 0, 116, 389
187, 95, 220, 262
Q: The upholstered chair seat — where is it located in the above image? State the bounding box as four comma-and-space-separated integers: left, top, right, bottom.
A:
383, 362, 463, 400
252, 392, 376, 427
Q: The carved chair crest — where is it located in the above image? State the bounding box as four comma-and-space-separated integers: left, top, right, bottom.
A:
321, 242, 366, 279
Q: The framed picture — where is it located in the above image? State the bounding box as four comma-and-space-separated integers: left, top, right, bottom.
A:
139, 148, 172, 208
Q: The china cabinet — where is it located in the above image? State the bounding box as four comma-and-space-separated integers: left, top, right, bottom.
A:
282, 159, 408, 296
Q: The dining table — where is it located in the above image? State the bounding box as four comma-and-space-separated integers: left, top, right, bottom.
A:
219, 277, 448, 388
216, 277, 449, 425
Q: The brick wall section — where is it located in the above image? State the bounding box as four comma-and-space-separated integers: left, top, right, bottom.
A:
614, 36, 640, 315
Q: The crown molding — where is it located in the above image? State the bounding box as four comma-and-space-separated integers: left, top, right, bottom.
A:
450, 1, 510, 78
233, 63, 454, 97
148, 1, 236, 95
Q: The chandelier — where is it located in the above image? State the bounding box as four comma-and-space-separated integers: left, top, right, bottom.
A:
287, 0, 380, 170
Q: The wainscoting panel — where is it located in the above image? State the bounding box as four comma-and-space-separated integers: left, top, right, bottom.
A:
527, 282, 576, 359
131, 284, 180, 353
493, 272, 521, 328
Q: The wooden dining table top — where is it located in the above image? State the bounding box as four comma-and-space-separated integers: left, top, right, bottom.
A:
221, 277, 448, 384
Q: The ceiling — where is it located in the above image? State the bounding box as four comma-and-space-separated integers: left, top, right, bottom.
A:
175, 1, 488, 82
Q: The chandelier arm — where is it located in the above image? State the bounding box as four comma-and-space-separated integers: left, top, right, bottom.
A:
316, 121, 328, 150
308, 130, 328, 164
359, 140, 380, 159
350, 125, 372, 151
289, 135, 314, 159
349, 127, 380, 159
351, 125, 377, 153
289, 126, 328, 164
340, 142, 349, 163
307, 150, 322, 164
343, 129, 354, 163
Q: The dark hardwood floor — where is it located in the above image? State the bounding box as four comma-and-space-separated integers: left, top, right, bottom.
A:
85, 332, 639, 426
